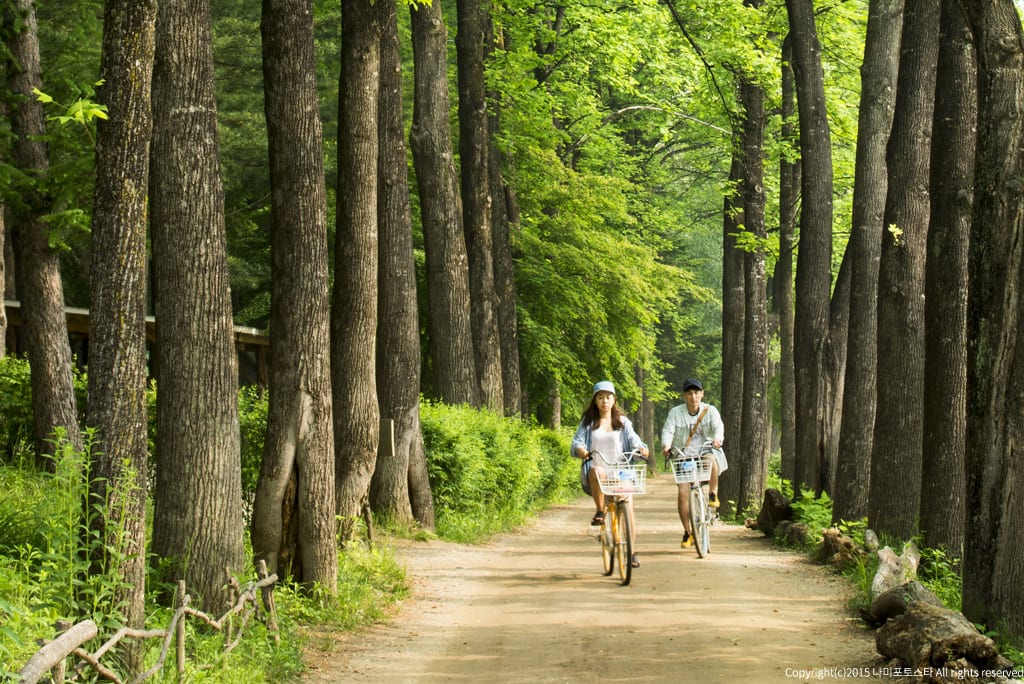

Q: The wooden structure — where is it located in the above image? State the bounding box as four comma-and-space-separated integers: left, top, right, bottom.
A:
3, 299, 269, 388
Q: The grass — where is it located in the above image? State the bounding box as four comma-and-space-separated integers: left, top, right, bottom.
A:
0, 397, 576, 681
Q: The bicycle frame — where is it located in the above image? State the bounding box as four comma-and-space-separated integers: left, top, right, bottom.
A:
669, 442, 717, 558
590, 449, 646, 585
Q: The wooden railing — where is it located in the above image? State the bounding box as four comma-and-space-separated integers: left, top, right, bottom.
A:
18, 561, 279, 684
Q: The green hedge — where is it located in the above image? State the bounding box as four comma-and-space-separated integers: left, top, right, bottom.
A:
420, 401, 576, 541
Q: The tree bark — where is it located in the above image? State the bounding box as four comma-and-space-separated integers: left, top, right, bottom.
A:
457, 0, 503, 413
332, 0, 381, 542
484, 22, 523, 418
87, 0, 157, 672
0, 203, 6, 357
3, 0, 83, 458
869, 0, 939, 541
150, 0, 245, 612
834, 0, 901, 524
374, 0, 434, 529
253, 0, 338, 590
962, 0, 1024, 633
719, 154, 744, 513
920, 0, 973, 558
738, 71, 769, 518
786, 0, 833, 498
776, 38, 798, 488
410, 0, 480, 407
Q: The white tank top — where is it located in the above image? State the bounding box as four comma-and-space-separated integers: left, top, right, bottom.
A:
590, 427, 622, 463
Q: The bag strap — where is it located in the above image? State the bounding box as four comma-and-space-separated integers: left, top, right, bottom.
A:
683, 406, 710, 448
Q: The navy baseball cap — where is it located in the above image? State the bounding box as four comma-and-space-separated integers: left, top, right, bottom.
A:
683, 378, 703, 392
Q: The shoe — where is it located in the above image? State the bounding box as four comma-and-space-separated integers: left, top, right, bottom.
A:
680, 533, 693, 548
591, 512, 605, 526
709, 493, 720, 508
631, 554, 640, 568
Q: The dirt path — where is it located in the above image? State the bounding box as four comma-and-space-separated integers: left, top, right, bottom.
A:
301, 474, 894, 683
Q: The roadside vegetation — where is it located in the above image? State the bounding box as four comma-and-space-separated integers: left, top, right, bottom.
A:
0, 356, 575, 681
768, 460, 1024, 670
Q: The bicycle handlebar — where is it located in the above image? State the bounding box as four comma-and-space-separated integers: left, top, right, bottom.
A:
587, 448, 648, 465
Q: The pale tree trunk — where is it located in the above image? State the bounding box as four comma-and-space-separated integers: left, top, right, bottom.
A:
833, 0, 902, 525
785, 0, 833, 498
869, 0, 939, 541
457, 0, 503, 413
776, 39, 798, 487
738, 71, 769, 518
150, 0, 244, 612
0, 204, 6, 357
332, 0, 381, 542
3, 0, 83, 458
483, 26, 524, 417
253, 0, 337, 590
823, 256, 850, 496
410, 0, 480, 407
374, 0, 434, 529
920, 0, 973, 558
962, 0, 1024, 633
718, 155, 744, 513
485, 21, 522, 418
87, 1, 156, 672
484, 21, 524, 417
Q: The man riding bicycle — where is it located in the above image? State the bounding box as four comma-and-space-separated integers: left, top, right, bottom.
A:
660, 378, 728, 549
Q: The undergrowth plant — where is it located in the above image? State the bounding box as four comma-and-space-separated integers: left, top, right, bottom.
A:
420, 401, 575, 542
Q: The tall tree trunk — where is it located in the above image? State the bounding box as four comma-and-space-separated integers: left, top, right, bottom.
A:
253, 0, 337, 590
719, 154, 744, 514
374, 0, 435, 529
150, 0, 244, 612
869, 0, 939, 541
823, 255, 850, 497
920, 0, 973, 557
738, 72, 769, 517
409, 0, 480, 407
457, 0, 503, 413
484, 22, 523, 418
87, 1, 156, 672
3, 0, 83, 459
962, 0, 1024, 632
785, 0, 833, 498
833, 0, 902, 525
0, 204, 6, 357
332, 0, 381, 542
776, 38, 798, 488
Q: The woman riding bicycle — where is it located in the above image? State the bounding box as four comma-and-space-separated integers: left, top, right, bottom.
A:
571, 380, 649, 568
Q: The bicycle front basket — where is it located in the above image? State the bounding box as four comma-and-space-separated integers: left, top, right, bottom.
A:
670, 454, 712, 484
596, 462, 647, 495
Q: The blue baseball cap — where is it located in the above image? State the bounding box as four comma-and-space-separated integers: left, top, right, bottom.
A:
593, 380, 616, 396
683, 378, 703, 392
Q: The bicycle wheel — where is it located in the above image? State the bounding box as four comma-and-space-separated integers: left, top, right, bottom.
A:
600, 505, 614, 576
615, 500, 633, 585
690, 487, 710, 558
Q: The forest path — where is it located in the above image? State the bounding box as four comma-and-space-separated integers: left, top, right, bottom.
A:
301, 473, 894, 683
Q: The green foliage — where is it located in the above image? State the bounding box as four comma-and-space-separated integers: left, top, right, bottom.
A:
420, 401, 576, 542
238, 385, 270, 514
0, 356, 34, 464
0, 355, 88, 463
916, 545, 962, 612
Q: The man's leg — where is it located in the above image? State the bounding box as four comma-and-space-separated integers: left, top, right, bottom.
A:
708, 459, 720, 507
677, 484, 691, 532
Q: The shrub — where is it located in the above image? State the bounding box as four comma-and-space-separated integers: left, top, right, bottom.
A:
420, 401, 575, 541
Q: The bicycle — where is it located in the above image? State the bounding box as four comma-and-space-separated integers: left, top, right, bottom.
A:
668, 440, 718, 558
588, 448, 647, 585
